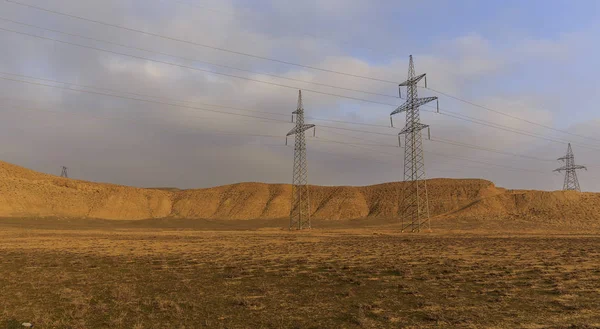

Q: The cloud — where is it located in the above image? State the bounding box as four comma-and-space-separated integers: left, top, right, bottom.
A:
0, 0, 598, 192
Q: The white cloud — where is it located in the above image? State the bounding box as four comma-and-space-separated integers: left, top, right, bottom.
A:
0, 0, 598, 191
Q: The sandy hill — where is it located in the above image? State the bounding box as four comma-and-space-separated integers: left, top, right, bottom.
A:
1, 161, 599, 224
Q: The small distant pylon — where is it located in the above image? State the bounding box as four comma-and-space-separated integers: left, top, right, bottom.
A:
60, 166, 68, 178
286, 90, 315, 230
390, 55, 439, 233
554, 143, 586, 191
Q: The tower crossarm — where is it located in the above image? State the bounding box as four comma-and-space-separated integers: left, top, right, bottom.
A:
554, 165, 587, 172
399, 73, 427, 87
287, 124, 316, 136
399, 123, 429, 135
391, 97, 438, 116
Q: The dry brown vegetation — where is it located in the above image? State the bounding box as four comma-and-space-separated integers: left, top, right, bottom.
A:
2, 218, 600, 328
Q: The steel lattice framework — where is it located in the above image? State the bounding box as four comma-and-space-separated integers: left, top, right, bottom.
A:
390, 55, 438, 233
286, 90, 315, 230
60, 166, 68, 178
554, 143, 586, 191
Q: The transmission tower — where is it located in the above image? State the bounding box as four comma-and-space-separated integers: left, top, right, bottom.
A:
554, 143, 586, 191
60, 166, 68, 178
286, 90, 315, 230
390, 55, 439, 233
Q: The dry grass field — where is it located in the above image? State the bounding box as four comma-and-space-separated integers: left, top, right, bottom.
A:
1, 218, 600, 328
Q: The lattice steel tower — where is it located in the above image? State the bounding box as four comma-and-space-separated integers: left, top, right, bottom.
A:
286, 90, 315, 230
554, 143, 586, 191
60, 166, 68, 178
390, 55, 438, 233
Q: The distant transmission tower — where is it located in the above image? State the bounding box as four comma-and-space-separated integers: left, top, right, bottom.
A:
60, 166, 68, 178
554, 143, 586, 191
286, 90, 315, 230
390, 55, 439, 233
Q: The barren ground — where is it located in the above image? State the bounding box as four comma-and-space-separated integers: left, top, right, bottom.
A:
1, 218, 600, 328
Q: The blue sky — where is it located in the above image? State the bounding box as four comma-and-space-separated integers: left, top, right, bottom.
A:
0, 0, 599, 191
217, 0, 600, 128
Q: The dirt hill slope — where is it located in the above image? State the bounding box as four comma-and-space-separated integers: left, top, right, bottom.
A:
0, 160, 598, 224
169, 179, 503, 220
449, 189, 600, 226
0, 161, 172, 220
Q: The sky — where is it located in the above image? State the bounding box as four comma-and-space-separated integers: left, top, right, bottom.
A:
0, 0, 599, 191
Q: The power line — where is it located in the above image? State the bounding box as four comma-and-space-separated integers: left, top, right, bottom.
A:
426, 149, 550, 175
318, 131, 552, 175
4, 25, 596, 152
0, 73, 400, 128
0, 101, 510, 177
167, 0, 509, 94
436, 110, 600, 151
314, 129, 546, 175
4, 97, 597, 185
423, 86, 600, 143
0, 102, 290, 137
5, 0, 398, 84
0, 17, 399, 99
0, 71, 293, 119
328, 127, 555, 162
0, 26, 404, 108
0, 99, 557, 177
0, 71, 400, 129
0, 73, 570, 162
0, 70, 415, 132
307, 135, 521, 178
5, 100, 554, 180
8, 2, 593, 144
311, 136, 551, 175
318, 126, 551, 175
0, 75, 294, 123
167, 0, 389, 56
320, 128, 398, 148
168, 0, 537, 110
7, 2, 597, 151
430, 137, 553, 162
7, 14, 584, 147
320, 125, 555, 163
0, 75, 414, 148
0, 91, 556, 177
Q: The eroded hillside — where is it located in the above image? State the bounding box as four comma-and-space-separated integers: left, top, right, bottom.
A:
1, 161, 598, 224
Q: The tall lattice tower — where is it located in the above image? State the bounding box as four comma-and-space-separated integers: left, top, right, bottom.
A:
60, 166, 68, 178
554, 143, 586, 191
286, 90, 315, 230
390, 55, 438, 233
